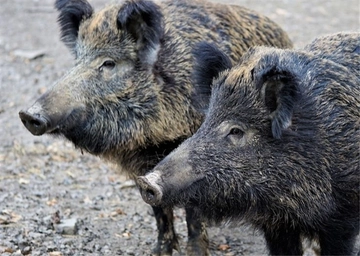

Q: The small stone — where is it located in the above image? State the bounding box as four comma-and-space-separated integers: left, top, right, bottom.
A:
12, 251, 23, 256
55, 218, 78, 235
218, 244, 230, 251
12, 49, 46, 60
119, 180, 136, 189
49, 252, 63, 256
21, 246, 32, 255
126, 248, 135, 255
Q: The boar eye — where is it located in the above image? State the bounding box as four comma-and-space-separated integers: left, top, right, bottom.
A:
99, 60, 116, 71
228, 127, 244, 137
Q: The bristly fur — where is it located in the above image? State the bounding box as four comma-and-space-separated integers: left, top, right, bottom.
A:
191, 42, 233, 114
143, 32, 360, 256
55, 0, 93, 54
117, 0, 164, 66
254, 66, 301, 139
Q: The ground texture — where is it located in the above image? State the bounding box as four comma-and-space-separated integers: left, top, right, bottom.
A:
0, 0, 359, 255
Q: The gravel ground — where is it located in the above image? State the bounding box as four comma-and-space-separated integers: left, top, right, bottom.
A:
0, 0, 359, 255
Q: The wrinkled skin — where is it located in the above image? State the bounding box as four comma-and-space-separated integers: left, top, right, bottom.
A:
138, 33, 360, 255
18, 0, 293, 255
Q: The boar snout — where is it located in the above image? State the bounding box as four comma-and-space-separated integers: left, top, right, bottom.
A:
137, 172, 163, 206
19, 105, 51, 136
19, 82, 87, 137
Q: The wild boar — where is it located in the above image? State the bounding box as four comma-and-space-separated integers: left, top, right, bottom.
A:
137, 32, 360, 255
18, 0, 293, 254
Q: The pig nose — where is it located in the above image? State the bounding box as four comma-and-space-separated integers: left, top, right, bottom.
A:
19, 110, 49, 136
137, 176, 163, 206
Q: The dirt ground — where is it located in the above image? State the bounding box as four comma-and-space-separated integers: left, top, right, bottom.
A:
0, 0, 359, 255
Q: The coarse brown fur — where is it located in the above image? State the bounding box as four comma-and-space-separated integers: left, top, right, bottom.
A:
19, 0, 293, 255
138, 32, 360, 255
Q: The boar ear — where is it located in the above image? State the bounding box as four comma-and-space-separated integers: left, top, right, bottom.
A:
117, 0, 164, 66
55, 0, 93, 53
256, 67, 300, 139
191, 42, 232, 113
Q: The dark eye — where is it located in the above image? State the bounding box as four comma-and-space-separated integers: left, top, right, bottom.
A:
99, 60, 116, 71
229, 127, 244, 137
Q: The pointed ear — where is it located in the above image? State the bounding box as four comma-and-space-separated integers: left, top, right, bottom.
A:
117, 0, 164, 66
256, 67, 300, 139
191, 42, 232, 113
55, 0, 93, 53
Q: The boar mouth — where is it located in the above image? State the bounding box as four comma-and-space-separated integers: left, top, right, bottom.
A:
50, 107, 88, 136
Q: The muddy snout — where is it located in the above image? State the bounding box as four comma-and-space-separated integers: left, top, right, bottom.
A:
19, 105, 51, 136
137, 172, 164, 206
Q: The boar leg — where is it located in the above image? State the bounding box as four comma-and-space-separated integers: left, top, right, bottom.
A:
318, 221, 359, 255
263, 226, 302, 255
185, 207, 210, 255
152, 206, 180, 255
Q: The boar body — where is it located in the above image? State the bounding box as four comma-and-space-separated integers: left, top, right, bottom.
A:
138, 33, 360, 255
